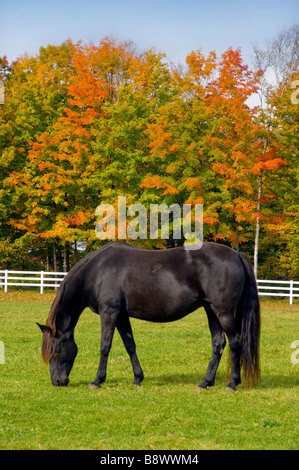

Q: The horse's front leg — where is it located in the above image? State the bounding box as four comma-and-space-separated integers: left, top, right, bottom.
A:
89, 309, 118, 389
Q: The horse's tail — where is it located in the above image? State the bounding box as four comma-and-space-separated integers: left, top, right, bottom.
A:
236, 253, 261, 385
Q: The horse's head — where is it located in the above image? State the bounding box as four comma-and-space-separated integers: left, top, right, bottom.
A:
37, 323, 78, 386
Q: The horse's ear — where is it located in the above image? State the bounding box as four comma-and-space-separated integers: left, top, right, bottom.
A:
37, 323, 52, 335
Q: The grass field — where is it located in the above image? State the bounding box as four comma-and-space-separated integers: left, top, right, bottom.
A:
0, 290, 298, 450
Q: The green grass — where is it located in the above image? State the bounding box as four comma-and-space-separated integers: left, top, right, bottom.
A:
0, 292, 298, 450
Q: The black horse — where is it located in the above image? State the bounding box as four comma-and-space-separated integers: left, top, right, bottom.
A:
37, 242, 260, 391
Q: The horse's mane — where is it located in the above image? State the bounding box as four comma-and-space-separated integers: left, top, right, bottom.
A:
41, 243, 117, 363
41, 282, 66, 363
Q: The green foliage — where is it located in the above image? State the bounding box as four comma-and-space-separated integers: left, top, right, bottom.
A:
0, 38, 298, 276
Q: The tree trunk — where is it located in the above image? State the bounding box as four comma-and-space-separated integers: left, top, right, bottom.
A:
254, 139, 267, 278
63, 244, 67, 272
63, 243, 70, 272
46, 245, 50, 272
254, 171, 262, 279
74, 240, 78, 263
53, 242, 57, 272
236, 227, 239, 252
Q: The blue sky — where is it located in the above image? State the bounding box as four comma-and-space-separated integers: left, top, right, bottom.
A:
1, 0, 298, 67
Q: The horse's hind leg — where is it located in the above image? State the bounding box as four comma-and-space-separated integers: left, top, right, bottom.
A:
218, 311, 241, 391
116, 314, 144, 385
198, 307, 226, 389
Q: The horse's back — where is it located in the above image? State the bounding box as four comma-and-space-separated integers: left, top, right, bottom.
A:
76, 242, 244, 320
84, 242, 243, 321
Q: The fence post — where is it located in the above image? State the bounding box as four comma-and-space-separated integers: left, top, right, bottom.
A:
290, 280, 293, 305
40, 271, 44, 295
4, 270, 8, 293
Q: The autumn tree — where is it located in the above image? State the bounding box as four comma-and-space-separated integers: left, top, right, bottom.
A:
140, 48, 264, 249
0, 34, 297, 277
259, 72, 299, 278
91, 48, 179, 247
5, 38, 134, 266
139, 49, 219, 246
0, 42, 75, 268
251, 25, 299, 277
207, 48, 288, 279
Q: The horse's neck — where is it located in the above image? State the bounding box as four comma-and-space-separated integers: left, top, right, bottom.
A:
56, 296, 85, 334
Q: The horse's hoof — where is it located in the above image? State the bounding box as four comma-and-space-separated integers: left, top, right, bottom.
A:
197, 384, 207, 390
225, 386, 236, 392
88, 383, 101, 390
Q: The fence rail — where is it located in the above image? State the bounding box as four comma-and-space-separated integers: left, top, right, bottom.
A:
0, 270, 67, 295
257, 279, 299, 305
0, 270, 299, 304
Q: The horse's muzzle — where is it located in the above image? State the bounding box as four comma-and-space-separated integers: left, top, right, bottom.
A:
53, 378, 70, 387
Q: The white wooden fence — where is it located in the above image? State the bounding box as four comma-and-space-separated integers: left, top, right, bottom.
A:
0, 270, 299, 304
257, 279, 299, 305
0, 270, 67, 295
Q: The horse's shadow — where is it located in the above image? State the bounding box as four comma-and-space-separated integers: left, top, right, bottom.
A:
68, 373, 200, 388
68, 372, 298, 390
148, 372, 298, 389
